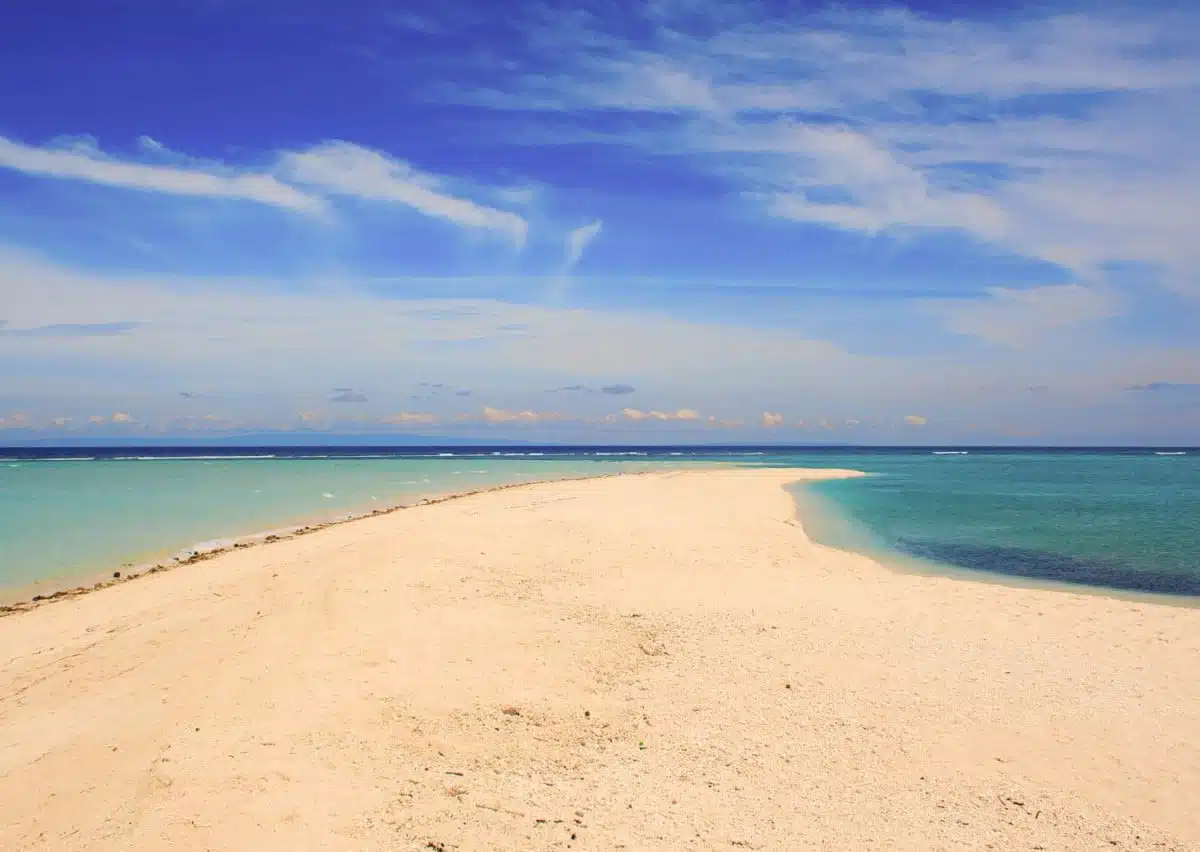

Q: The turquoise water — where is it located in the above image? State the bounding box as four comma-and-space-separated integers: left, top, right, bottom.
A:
769, 451, 1200, 597
2, 447, 1197, 598
0, 451, 694, 589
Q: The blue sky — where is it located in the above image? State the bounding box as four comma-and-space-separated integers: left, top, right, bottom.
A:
1, 0, 1198, 444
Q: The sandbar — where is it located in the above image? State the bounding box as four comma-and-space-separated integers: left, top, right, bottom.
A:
1, 468, 1197, 850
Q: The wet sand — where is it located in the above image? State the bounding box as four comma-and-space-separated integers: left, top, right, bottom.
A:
1, 468, 1197, 850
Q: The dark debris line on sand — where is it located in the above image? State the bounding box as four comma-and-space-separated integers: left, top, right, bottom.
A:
0, 471, 642, 618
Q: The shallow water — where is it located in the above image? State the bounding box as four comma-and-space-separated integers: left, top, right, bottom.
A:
0, 448, 710, 588
2, 446, 1197, 598
774, 450, 1200, 597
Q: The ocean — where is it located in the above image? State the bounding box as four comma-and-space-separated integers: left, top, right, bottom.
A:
772, 448, 1200, 597
1, 446, 1197, 599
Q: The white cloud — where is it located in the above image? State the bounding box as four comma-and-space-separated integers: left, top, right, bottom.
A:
564, 220, 603, 269
621, 407, 700, 421
168, 413, 231, 432
6, 248, 1198, 438
931, 284, 1120, 346
495, 185, 538, 206
0, 134, 542, 248
461, 6, 1200, 290
616, 62, 719, 112
86, 412, 132, 424
762, 411, 784, 427
381, 412, 438, 425
1, 249, 880, 398
763, 125, 1006, 239
904, 415, 927, 426
0, 135, 326, 216
281, 141, 528, 246
482, 406, 565, 423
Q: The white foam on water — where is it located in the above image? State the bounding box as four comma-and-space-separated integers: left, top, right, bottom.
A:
188, 537, 238, 553
109, 454, 278, 461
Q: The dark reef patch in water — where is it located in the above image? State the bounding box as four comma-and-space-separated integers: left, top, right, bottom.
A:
896, 538, 1200, 597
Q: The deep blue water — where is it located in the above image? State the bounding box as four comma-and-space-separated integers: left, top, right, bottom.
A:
1, 445, 1197, 597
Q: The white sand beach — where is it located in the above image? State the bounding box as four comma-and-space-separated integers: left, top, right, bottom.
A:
1, 468, 1197, 850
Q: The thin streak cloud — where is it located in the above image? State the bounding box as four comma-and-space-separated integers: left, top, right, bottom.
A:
0, 135, 327, 216
565, 220, 603, 268
282, 141, 528, 246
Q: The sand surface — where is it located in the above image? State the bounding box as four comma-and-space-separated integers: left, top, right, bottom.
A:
2, 468, 1198, 850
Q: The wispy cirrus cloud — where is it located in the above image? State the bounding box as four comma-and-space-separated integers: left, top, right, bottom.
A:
281, 141, 529, 246
929, 284, 1120, 345
0, 320, 143, 337
0, 135, 532, 245
441, 4, 1200, 296
0, 135, 327, 216
547, 382, 635, 395
564, 219, 603, 269
6, 247, 1199, 442
1126, 382, 1200, 393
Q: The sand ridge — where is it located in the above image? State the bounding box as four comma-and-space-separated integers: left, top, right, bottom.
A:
0, 469, 650, 613
1, 468, 1197, 850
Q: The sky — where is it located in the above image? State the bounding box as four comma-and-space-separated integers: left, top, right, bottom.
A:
1, 0, 1198, 445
